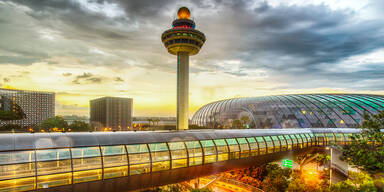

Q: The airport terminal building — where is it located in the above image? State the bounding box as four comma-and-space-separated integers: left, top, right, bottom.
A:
191, 94, 384, 129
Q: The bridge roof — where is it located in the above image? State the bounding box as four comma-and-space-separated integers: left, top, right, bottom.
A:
0, 128, 360, 151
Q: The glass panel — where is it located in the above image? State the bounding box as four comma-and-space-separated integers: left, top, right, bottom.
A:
101, 145, 126, 156
37, 172, 72, 189
201, 140, 215, 147
185, 141, 202, 166
73, 169, 102, 184
152, 161, 170, 172
189, 157, 202, 166
271, 136, 280, 152
148, 143, 169, 152
315, 133, 325, 146
126, 144, 148, 154
0, 150, 35, 165
326, 133, 335, 144
168, 142, 186, 151
306, 133, 313, 146
0, 163, 35, 180
73, 156, 101, 171
237, 138, 249, 158
104, 166, 128, 179
168, 142, 187, 169
213, 139, 226, 146
264, 136, 274, 153
71, 147, 100, 158
294, 134, 303, 148
201, 140, 216, 164
255, 137, 266, 155
129, 153, 150, 165
290, 135, 298, 144
103, 155, 127, 168
284, 135, 293, 150
278, 135, 287, 151
36, 149, 70, 161
149, 143, 170, 171
172, 159, 187, 169
0, 177, 35, 192
247, 137, 258, 156
289, 135, 298, 149
37, 159, 71, 175
171, 149, 187, 159
151, 151, 169, 162
214, 139, 228, 161
335, 133, 344, 144
130, 163, 150, 175
226, 139, 240, 160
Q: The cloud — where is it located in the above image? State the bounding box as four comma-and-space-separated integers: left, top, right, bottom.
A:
3, 78, 10, 83
72, 72, 103, 84
114, 77, 124, 82
1, 0, 384, 116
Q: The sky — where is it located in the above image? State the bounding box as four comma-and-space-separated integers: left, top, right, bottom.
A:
0, 0, 384, 117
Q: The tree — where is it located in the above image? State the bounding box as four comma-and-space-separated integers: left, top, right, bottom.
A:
330, 171, 376, 192
342, 111, 384, 172
315, 154, 330, 171
261, 163, 292, 192
68, 121, 92, 132
0, 110, 22, 120
40, 116, 68, 131
0, 109, 25, 132
240, 116, 250, 128
232, 119, 243, 128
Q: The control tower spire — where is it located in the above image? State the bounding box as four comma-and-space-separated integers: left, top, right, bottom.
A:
161, 7, 206, 130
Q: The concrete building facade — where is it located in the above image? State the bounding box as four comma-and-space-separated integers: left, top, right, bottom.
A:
0, 88, 55, 127
90, 97, 133, 131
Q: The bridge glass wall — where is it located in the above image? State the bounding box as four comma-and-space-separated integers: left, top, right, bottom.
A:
0, 131, 359, 192
191, 94, 384, 129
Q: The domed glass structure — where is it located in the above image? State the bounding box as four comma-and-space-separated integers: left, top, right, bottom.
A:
191, 94, 384, 129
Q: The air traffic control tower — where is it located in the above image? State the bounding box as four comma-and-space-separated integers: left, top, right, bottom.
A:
162, 7, 206, 130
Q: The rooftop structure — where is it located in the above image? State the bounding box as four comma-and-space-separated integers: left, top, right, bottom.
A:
90, 97, 133, 131
191, 94, 384, 129
161, 7, 206, 130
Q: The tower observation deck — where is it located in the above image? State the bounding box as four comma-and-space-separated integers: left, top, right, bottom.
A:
162, 7, 206, 130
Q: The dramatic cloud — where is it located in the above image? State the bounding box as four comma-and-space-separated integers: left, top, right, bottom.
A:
0, 0, 383, 116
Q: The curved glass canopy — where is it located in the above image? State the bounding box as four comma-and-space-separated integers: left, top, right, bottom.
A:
191, 94, 384, 129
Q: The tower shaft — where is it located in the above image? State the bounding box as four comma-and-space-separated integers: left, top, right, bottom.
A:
177, 52, 189, 130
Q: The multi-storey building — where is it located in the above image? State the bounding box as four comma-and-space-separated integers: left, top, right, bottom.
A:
90, 97, 133, 131
0, 88, 55, 127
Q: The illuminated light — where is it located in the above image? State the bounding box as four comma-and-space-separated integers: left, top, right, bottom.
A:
302, 110, 306, 114
282, 159, 293, 168
310, 111, 313, 115
177, 7, 190, 19
340, 120, 344, 124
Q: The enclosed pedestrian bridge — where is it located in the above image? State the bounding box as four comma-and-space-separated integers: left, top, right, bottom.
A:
0, 128, 360, 192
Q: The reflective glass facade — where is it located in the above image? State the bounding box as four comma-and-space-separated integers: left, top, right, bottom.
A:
191, 94, 384, 129
0, 129, 360, 191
